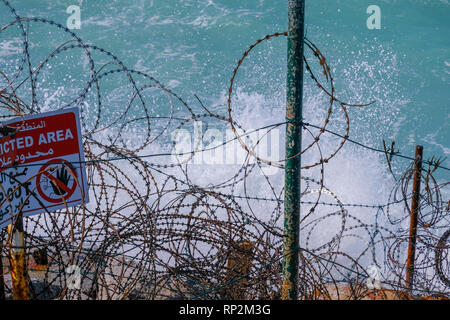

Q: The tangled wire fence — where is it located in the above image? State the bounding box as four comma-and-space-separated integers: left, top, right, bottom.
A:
0, 1, 448, 300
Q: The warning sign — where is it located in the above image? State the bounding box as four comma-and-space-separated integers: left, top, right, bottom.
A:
0, 108, 89, 228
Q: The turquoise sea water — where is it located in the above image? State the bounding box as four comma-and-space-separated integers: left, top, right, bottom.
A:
0, 0, 449, 185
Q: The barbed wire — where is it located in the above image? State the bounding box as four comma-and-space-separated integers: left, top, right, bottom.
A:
0, 1, 448, 300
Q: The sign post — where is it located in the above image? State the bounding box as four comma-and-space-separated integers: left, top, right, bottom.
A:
8, 213, 29, 300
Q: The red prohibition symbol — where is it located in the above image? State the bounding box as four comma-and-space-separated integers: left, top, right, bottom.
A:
36, 158, 78, 203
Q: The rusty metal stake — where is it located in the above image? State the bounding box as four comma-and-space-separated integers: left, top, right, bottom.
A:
8, 213, 30, 300
405, 145, 423, 292
225, 240, 254, 299
282, 0, 305, 300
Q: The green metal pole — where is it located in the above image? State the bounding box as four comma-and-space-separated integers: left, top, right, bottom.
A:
282, 0, 305, 300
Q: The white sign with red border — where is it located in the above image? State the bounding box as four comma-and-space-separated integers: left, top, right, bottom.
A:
0, 107, 89, 228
